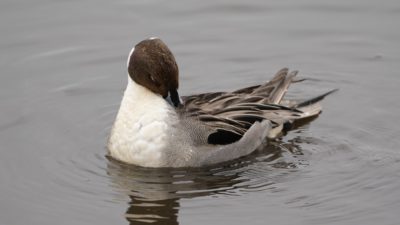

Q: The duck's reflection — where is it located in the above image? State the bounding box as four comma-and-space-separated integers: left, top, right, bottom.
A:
125, 197, 180, 224
106, 157, 244, 224
106, 132, 310, 225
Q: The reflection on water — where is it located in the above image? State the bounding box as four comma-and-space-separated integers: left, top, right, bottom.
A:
125, 197, 180, 225
106, 135, 307, 224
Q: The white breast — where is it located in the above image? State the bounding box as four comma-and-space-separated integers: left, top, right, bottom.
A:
108, 79, 177, 167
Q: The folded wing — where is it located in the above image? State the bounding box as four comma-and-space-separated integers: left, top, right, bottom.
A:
181, 68, 336, 145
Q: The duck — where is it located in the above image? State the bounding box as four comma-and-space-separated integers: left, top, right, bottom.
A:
107, 37, 336, 168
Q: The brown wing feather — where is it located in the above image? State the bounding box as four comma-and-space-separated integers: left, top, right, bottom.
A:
180, 68, 334, 145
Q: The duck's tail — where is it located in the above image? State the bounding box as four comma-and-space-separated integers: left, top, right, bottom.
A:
293, 89, 338, 109
282, 89, 338, 130
263, 68, 337, 119
264, 68, 338, 107
293, 89, 338, 116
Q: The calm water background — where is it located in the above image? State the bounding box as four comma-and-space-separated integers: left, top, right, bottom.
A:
1, 0, 400, 224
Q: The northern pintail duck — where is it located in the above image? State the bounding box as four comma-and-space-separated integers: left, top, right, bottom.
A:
108, 38, 336, 168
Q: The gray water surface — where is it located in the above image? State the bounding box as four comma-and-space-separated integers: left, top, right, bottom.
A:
1, 0, 400, 224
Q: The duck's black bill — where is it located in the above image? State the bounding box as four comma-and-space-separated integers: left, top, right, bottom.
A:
165, 89, 182, 107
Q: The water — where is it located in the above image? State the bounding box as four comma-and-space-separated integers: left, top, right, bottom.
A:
1, 0, 400, 224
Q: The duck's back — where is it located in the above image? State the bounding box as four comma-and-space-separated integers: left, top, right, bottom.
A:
180, 68, 336, 145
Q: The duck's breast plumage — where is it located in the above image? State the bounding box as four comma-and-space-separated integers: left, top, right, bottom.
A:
108, 80, 176, 167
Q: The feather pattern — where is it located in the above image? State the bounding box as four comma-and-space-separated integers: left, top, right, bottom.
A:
179, 68, 335, 144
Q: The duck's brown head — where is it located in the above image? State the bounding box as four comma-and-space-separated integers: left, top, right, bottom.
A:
127, 38, 181, 107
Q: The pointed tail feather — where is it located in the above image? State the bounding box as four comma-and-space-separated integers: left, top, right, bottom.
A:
294, 89, 338, 108
289, 89, 338, 121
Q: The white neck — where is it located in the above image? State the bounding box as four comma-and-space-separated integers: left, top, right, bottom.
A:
108, 78, 177, 167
